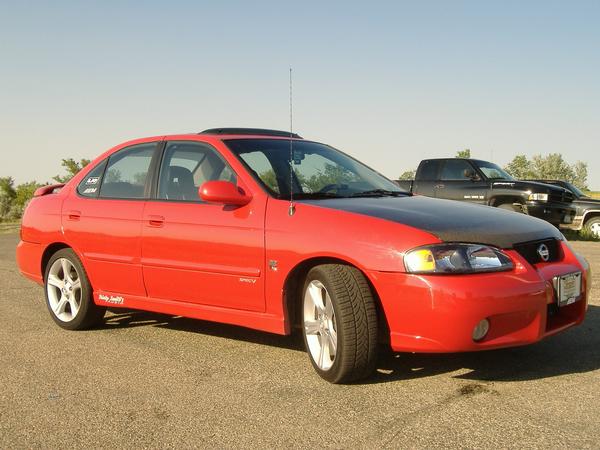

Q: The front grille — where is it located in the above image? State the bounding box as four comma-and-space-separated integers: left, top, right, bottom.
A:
513, 238, 561, 265
549, 191, 574, 203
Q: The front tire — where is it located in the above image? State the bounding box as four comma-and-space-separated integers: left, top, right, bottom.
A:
44, 248, 105, 330
498, 203, 523, 213
301, 264, 378, 383
583, 217, 600, 239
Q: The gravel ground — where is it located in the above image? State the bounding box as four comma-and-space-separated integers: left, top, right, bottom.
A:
1, 233, 599, 449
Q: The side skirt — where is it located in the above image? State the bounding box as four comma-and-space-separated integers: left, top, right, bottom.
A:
93, 290, 287, 335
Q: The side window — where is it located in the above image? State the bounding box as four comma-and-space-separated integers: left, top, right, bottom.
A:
416, 160, 440, 180
99, 143, 157, 199
77, 159, 107, 198
440, 160, 473, 181
238, 151, 280, 193
158, 141, 237, 202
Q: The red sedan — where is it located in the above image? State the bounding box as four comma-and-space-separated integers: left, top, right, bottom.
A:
16, 128, 591, 383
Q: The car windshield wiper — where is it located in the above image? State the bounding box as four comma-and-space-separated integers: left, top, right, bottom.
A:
350, 189, 407, 198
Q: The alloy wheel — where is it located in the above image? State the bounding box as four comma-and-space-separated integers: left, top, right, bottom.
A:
303, 280, 338, 371
46, 258, 82, 322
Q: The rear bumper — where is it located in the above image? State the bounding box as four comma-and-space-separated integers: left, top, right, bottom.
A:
525, 202, 576, 225
369, 242, 589, 353
16, 240, 44, 285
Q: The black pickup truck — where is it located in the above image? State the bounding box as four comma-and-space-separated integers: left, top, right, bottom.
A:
528, 180, 600, 237
396, 158, 576, 226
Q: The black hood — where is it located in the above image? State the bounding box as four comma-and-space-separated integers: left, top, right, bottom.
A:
492, 179, 569, 194
575, 197, 600, 206
302, 196, 562, 249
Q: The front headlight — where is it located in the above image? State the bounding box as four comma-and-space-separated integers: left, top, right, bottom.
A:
404, 244, 513, 274
528, 193, 548, 202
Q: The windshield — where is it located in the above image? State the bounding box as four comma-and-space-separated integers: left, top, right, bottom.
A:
226, 139, 405, 199
475, 161, 514, 180
562, 182, 586, 198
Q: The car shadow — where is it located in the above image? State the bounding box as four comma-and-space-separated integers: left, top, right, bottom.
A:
100, 305, 600, 385
102, 309, 305, 352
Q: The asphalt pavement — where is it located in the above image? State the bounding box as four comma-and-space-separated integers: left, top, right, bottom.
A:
1, 232, 599, 449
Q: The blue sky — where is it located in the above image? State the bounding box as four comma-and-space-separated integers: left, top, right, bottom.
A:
1, 1, 599, 188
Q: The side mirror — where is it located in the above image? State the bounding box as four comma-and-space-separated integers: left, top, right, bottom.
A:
199, 180, 252, 206
463, 169, 480, 181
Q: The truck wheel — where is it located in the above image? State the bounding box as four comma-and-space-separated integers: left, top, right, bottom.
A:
301, 264, 378, 383
583, 217, 600, 239
44, 248, 106, 330
498, 203, 523, 213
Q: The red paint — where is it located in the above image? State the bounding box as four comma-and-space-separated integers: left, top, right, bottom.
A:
200, 180, 252, 206
16, 133, 590, 351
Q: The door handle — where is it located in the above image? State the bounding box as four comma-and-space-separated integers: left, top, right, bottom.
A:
435, 184, 445, 189
67, 210, 81, 221
148, 215, 165, 227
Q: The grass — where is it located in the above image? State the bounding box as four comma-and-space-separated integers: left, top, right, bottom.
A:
0, 221, 20, 234
563, 229, 599, 242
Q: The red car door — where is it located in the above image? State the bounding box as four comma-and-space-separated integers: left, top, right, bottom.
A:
141, 140, 266, 312
62, 141, 161, 296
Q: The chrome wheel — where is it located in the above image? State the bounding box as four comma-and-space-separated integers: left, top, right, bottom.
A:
303, 280, 338, 371
590, 222, 600, 238
46, 258, 82, 322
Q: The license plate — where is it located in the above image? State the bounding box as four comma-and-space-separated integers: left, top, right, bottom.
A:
556, 272, 582, 307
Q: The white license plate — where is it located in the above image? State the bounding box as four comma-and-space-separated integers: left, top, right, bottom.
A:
556, 272, 582, 307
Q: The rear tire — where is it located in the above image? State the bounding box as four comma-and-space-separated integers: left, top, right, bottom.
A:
583, 217, 600, 239
44, 248, 105, 330
301, 264, 378, 383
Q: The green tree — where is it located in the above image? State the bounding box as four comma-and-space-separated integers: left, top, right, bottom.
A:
0, 177, 17, 220
504, 155, 537, 179
456, 149, 471, 158
504, 153, 588, 189
53, 158, 91, 183
531, 153, 574, 181
12, 181, 43, 218
399, 170, 415, 180
571, 161, 589, 190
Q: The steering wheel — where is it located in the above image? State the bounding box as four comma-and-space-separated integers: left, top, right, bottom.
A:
317, 183, 345, 194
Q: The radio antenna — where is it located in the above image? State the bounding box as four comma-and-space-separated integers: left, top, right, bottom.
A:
288, 67, 296, 216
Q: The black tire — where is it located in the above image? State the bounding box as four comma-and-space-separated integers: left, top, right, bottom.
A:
583, 216, 600, 239
44, 248, 105, 330
301, 264, 378, 383
497, 203, 522, 213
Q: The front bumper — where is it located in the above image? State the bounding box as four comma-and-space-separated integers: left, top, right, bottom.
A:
525, 202, 576, 225
559, 215, 584, 231
370, 241, 589, 353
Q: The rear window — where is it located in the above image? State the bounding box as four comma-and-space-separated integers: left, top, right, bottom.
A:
77, 159, 107, 198
416, 160, 440, 180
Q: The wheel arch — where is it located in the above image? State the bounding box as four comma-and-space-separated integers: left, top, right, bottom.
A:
582, 210, 600, 224
282, 256, 388, 338
489, 195, 524, 207
40, 242, 86, 282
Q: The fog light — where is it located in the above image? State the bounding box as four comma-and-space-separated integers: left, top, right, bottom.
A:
472, 319, 490, 342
